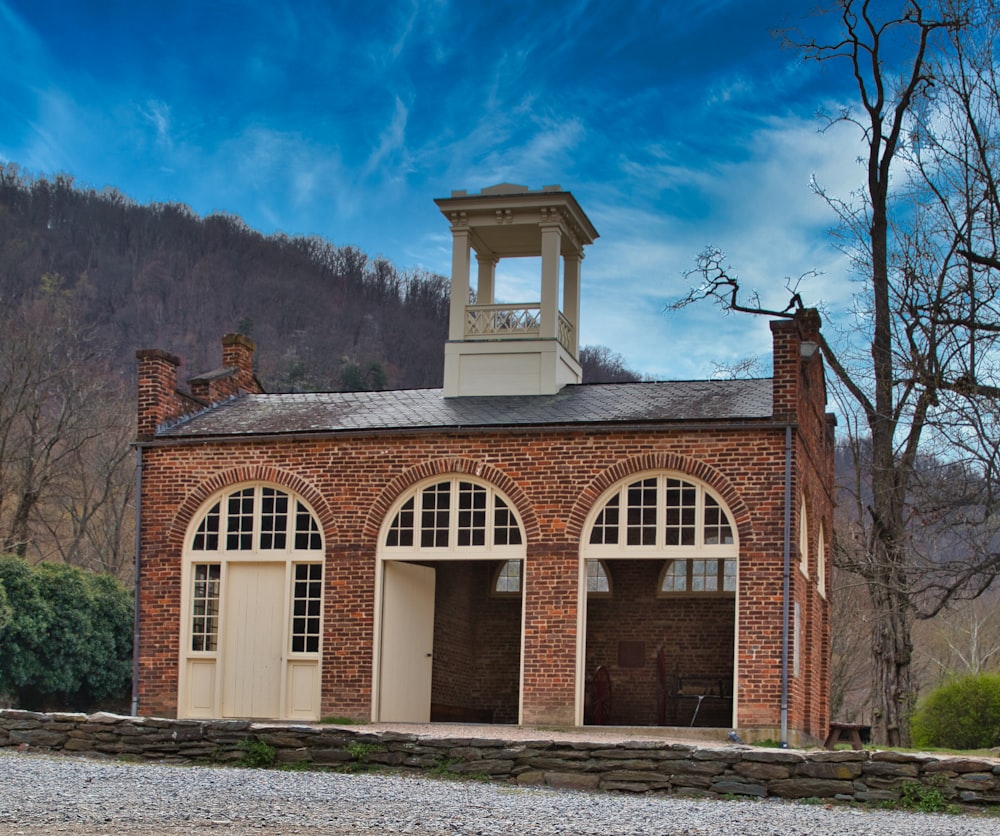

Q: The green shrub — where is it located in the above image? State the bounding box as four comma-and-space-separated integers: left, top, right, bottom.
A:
0, 555, 133, 710
911, 673, 1000, 750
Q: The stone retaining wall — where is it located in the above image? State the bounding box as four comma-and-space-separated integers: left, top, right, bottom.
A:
3, 710, 999, 807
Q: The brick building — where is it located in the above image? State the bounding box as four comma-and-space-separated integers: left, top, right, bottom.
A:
134, 184, 835, 744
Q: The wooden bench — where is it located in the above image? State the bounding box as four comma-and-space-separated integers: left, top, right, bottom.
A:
824, 722, 871, 750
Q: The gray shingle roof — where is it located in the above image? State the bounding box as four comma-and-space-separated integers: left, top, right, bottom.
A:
156, 379, 774, 439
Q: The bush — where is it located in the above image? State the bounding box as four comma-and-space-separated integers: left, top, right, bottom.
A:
0, 555, 133, 710
911, 673, 1000, 750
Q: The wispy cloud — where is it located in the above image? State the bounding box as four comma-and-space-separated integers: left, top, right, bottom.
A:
140, 99, 172, 149
362, 96, 410, 180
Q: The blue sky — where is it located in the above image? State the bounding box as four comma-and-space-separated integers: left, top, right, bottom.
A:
0, 0, 863, 379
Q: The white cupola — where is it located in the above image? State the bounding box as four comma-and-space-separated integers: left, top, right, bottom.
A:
435, 183, 599, 397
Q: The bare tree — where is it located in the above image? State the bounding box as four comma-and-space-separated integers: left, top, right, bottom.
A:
0, 284, 135, 579
673, 0, 1000, 745
915, 587, 1000, 682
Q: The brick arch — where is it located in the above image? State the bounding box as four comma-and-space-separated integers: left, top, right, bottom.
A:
168, 465, 335, 552
566, 452, 753, 546
363, 456, 539, 543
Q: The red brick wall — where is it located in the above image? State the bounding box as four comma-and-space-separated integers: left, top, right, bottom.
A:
137, 422, 829, 739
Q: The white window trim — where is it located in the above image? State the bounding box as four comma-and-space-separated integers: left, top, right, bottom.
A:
799, 497, 809, 578
581, 472, 739, 561
380, 476, 526, 559
817, 523, 827, 599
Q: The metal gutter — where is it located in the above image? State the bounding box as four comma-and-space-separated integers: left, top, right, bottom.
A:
130, 446, 143, 717
781, 424, 792, 747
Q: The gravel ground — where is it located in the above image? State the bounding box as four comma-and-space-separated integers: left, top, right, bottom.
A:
2, 751, 999, 836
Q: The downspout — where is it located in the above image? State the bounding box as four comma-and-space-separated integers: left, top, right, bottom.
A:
131, 446, 143, 717
780, 424, 792, 747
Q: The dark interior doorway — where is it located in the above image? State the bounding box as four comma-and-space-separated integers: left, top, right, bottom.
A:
429, 560, 522, 724
584, 560, 734, 727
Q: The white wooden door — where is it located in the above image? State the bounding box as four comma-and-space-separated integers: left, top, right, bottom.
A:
221, 562, 285, 718
379, 561, 435, 722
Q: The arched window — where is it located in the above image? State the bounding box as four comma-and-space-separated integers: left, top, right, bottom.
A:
586, 559, 612, 596
384, 477, 524, 556
493, 559, 522, 596
191, 485, 322, 554
658, 558, 736, 595
585, 474, 737, 557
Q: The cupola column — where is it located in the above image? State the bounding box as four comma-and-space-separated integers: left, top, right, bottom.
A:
563, 253, 582, 356
476, 253, 497, 305
539, 217, 562, 340
448, 221, 471, 341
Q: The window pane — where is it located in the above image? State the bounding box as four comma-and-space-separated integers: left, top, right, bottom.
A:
495, 559, 521, 593
704, 495, 734, 545
191, 564, 221, 651
493, 497, 522, 546
193, 502, 220, 551
626, 478, 657, 546
290, 563, 322, 654
692, 559, 718, 592
259, 487, 289, 550
294, 502, 323, 550
723, 559, 737, 591
420, 483, 450, 548
660, 560, 687, 592
386, 497, 415, 547
457, 482, 487, 547
590, 495, 620, 545
586, 559, 610, 593
664, 479, 697, 547
226, 488, 255, 550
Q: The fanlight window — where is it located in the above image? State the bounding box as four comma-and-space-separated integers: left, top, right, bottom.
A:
587, 475, 736, 555
493, 559, 522, 595
191, 486, 322, 553
587, 559, 611, 595
659, 558, 736, 595
385, 479, 524, 553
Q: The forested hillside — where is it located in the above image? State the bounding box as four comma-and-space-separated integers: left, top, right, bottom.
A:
0, 164, 453, 391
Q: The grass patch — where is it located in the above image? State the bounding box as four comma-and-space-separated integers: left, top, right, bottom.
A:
346, 741, 385, 762
897, 779, 959, 815
320, 716, 368, 725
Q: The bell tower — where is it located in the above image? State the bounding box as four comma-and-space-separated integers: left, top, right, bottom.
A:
435, 183, 599, 397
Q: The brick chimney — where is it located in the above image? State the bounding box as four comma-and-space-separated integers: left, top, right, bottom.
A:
221, 333, 261, 394
135, 348, 182, 441
770, 308, 823, 423
188, 334, 263, 403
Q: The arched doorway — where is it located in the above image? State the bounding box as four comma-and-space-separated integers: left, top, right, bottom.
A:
178, 484, 325, 720
579, 472, 739, 727
375, 476, 526, 723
